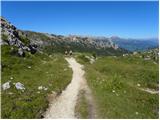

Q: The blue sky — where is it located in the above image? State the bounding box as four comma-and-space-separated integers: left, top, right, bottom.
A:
1, 1, 159, 38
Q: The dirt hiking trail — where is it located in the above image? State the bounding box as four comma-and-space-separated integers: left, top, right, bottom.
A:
44, 57, 96, 118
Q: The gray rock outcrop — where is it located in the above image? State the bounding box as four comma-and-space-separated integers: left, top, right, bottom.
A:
1, 17, 37, 57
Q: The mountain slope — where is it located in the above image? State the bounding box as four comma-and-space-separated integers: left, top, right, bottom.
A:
111, 36, 159, 52
22, 31, 127, 55
1, 17, 127, 56
1, 17, 37, 57
1, 16, 72, 118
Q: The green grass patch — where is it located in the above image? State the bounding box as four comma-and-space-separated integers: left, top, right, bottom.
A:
75, 90, 89, 119
19, 35, 30, 45
2, 34, 9, 43
76, 54, 159, 118
1, 45, 72, 118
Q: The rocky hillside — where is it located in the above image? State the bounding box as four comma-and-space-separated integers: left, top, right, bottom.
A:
1, 17, 127, 56
137, 47, 159, 63
1, 17, 37, 57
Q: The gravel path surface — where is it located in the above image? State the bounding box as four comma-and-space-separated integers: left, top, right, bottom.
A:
44, 57, 86, 118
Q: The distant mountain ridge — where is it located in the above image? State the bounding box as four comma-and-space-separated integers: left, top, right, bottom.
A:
22, 31, 127, 55
110, 36, 159, 52
1, 17, 127, 56
2, 16, 157, 55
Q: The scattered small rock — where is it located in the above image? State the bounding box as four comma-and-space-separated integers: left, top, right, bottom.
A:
10, 77, 13, 80
44, 88, 48, 91
137, 83, 141, 87
8, 92, 14, 95
15, 82, 25, 90
135, 112, 139, 115
112, 90, 115, 93
2, 81, 11, 90
38, 86, 43, 90
18, 48, 25, 57
49, 55, 52, 58
90, 58, 95, 64
27, 66, 31, 69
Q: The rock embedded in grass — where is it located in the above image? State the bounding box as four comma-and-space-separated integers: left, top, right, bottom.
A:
2, 81, 11, 90
8, 92, 14, 95
112, 90, 115, 93
15, 82, 25, 90
44, 87, 48, 90
137, 83, 141, 87
135, 112, 139, 115
27, 66, 31, 69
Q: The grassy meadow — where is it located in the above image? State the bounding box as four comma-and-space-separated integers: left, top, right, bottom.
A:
1, 45, 72, 118
76, 53, 159, 119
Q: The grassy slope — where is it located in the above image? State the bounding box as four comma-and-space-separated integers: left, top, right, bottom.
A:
25, 31, 127, 56
76, 53, 159, 119
1, 45, 72, 118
